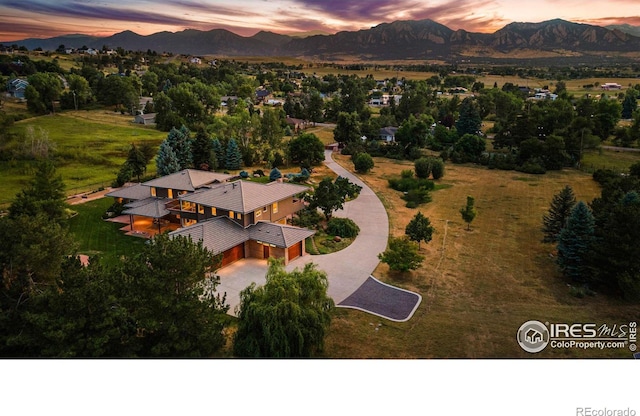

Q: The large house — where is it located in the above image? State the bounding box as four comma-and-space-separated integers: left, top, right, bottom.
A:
6, 78, 28, 99
106, 169, 313, 268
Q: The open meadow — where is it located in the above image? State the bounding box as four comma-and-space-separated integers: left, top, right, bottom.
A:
0, 110, 165, 207
323, 154, 640, 358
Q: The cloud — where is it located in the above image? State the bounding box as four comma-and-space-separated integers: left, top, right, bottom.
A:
578, 16, 640, 27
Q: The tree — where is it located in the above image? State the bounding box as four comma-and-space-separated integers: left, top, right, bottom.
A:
155, 140, 181, 176
414, 157, 432, 179
269, 167, 282, 181
353, 152, 374, 173
542, 185, 577, 243
211, 138, 225, 169
233, 259, 334, 357
557, 201, 596, 284
621, 89, 638, 119
378, 237, 424, 272
333, 111, 361, 145
125, 143, 147, 181
260, 107, 284, 151
9, 160, 67, 225
225, 138, 242, 170
305, 176, 361, 220
455, 97, 482, 137
25, 72, 63, 113
460, 196, 477, 231
395, 115, 429, 157
164, 125, 193, 170
405, 212, 434, 250
452, 134, 486, 163
430, 158, 445, 180
192, 129, 213, 170
288, 133, 325, 168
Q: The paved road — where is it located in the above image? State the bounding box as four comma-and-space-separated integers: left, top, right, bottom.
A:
218, 150, 390, 313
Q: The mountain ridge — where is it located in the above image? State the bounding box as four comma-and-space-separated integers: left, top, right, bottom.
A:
4, 18, 640, 60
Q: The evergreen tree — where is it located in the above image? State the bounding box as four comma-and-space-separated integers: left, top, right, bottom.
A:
192, 130, 213, 170
9, 160, 67, 225
542, 185, 577, 243
156, 140, 181, 176
225, 138, 242, 170
405, 212, 434, 250
557, 201, 596, 284
165, 125, 193, 169
125, 143, 147, 181
460, 196, 477, 231
233, 259, 334, 358
621, 89, 638, 120
212, 138, 225, 169
455, 97, 482, 137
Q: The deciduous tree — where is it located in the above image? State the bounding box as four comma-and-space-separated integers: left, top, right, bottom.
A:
233, 259, 333, 357
378, 237, 424, 272
460, 196, 477, 231
405, 212, 434, 250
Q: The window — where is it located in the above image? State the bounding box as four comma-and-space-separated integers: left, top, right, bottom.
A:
211, 207, 217, 216
151, 187, 156, 197
168, 189, 173, 199
198, 204, 204, 214
237, 213, 242, 220
229, 211, 235, 219
255, 209, 262, 218
272, 202, 278, 214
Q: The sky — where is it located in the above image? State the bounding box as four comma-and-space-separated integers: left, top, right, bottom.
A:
1, 0, 640, 42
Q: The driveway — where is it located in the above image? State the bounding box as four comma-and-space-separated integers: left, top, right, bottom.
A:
218, 150, 390, 314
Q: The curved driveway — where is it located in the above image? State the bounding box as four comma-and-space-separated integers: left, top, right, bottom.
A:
218, 150, 389, 313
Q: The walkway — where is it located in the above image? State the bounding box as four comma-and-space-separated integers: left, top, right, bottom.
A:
219, 150, 420, 321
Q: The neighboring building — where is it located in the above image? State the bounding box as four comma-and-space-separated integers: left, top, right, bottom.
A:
134, 113, 157, 125
6, 78, 28, 99
190, 57, 202, 65
255, 89, 271, 103
106, 169, 313, 267
286, 117, 310, 133
379, 126, 398, 143
601, 83, 623, 90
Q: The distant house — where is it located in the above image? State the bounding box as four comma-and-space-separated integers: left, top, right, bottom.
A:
221, 96, 238, 107
286, 117, 310, 133
189, 57, 202, 65
379, 126, 398, 143
6, 78, 28, 99
601, 82, 623, 90
134, 113, 157, 125
255, 89, 271, 103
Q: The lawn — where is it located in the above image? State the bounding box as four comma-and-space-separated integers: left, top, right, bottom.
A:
322, 154, 640, 358
581, 148, 640, 173
0, 110, 166, 206
68, 197, 147, 265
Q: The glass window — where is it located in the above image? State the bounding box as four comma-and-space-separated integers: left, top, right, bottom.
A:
229, 211, 235, 219
168, 189, 173, 199
272, 202, 279, 214
211, 207, 217, 216
151, 187, 156, 197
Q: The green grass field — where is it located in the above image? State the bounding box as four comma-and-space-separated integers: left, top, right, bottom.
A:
68, 197, 147, 265
1, 110, 165, 206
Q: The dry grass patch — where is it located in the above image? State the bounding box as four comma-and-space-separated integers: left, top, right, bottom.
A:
322, 155, 640, 358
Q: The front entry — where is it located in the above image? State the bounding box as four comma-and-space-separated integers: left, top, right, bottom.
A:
263, 244, 270, 259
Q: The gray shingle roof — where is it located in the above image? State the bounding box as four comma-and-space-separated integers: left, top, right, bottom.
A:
122, 198, 170, 218
180, 180, 309, 214
169, 217, 249, 255
143, 169, 232, 191
248, 221, 315, 248
105, 183, 151, 200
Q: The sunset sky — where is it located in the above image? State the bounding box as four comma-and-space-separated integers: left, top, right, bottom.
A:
1, 0, 640, 41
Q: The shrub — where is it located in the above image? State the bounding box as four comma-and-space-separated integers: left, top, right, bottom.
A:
326, 217, 360, 238
402, 188, 432, 207
516, 160, 546, 174
414, 157, 432, 179
388, 177, 434, 193
353, 152, 374, 173
341, 142, 364, 156
292, 207, 323, 229
239, 170, 249, 178
401, 169, 414, 179
252, 169, 265, 177
430, 158, 445, 179
269, 167, 282, 181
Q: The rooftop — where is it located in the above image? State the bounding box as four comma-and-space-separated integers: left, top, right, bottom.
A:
143, 169, 233, 192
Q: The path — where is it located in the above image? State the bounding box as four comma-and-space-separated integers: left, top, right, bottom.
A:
218, 150, 390, 313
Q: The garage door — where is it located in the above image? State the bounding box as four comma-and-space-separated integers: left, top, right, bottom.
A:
222, 243, 245, 267
287, 241, 302, 261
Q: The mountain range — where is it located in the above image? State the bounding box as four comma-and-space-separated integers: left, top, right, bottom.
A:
4, 19, 640, 61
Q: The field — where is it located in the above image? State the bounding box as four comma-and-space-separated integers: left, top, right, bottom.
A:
0, 110, 166, 207
322, 154, 640, 358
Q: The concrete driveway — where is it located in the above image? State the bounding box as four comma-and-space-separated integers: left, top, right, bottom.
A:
217, 150, 389, 314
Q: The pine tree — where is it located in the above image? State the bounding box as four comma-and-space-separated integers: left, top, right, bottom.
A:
192, 130, 212, 170
455, 97, 482, 137
542, 185, 577, 243
405, 212, 434, 250
460, 196, 477, 231
212, 138, 225, 169
225, 138, 242, 170
125, 143, 147, 181
165, 125, 193, 170
557, 201, 596, 283
156, 140, 181, 176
